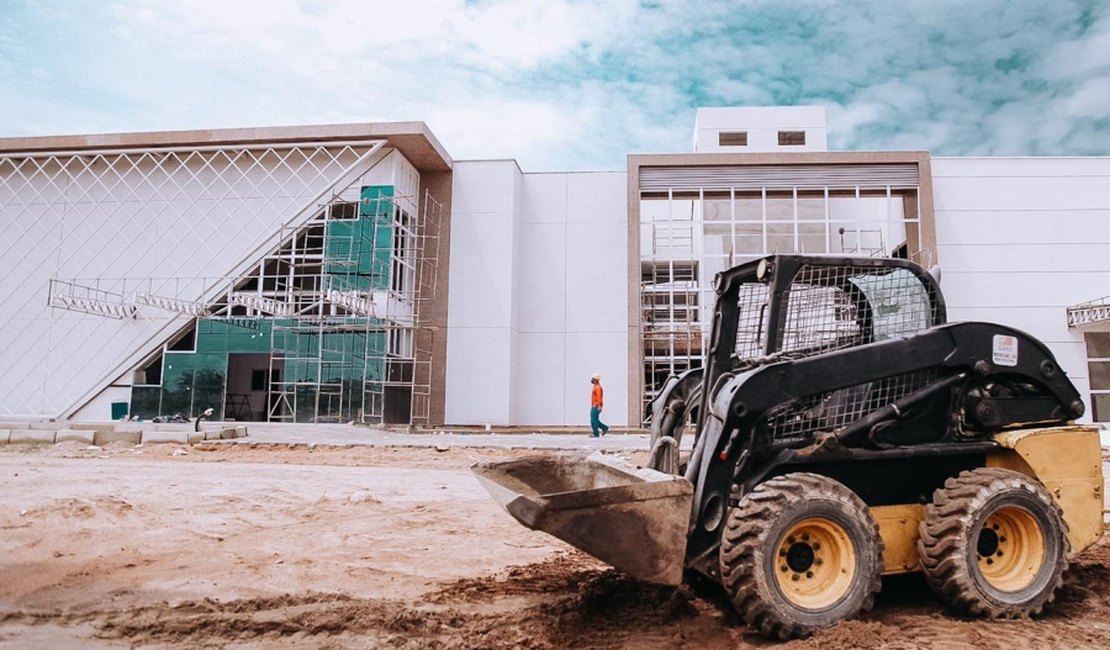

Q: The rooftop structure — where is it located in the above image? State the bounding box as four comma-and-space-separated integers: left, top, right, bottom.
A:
694, 106, 828, 153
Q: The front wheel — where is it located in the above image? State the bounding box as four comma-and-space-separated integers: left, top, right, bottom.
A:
918, 467, 1069, 618
718, 473, 884, 639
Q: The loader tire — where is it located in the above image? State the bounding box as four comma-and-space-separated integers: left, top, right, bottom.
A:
718, 473, 884, 639
918, 467, 1068, 618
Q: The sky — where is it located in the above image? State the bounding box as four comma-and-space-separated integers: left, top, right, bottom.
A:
1, 0, 1108, 171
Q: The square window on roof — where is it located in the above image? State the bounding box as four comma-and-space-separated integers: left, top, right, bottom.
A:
719, 131, 748, 146
778, 131, 806, 146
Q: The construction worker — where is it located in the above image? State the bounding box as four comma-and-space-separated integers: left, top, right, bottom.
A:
590, 373, 609, 437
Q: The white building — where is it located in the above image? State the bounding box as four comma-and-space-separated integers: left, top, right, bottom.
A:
1, 107, 1108, 430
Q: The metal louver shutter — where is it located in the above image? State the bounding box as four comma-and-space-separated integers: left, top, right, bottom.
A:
640, 164, 920, 192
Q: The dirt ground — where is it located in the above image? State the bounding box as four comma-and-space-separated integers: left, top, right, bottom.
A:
2, 441, 1110, 649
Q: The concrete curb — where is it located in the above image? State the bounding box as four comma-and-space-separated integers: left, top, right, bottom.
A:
67, 423, 120, 434
55, 430, 96, 445
0, 421, 247, 446
10, 429, 57, 444
202, 427, 247, 441
93, 429, 143, 446
140, 430, 190, 445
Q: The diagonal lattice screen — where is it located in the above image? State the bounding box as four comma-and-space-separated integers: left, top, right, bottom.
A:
0, 142, 383, 417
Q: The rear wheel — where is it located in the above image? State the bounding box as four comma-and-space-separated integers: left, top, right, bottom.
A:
918, 467, 1069, 617
719, 473, 884, 639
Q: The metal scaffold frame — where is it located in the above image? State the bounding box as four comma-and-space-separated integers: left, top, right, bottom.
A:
250, 188, 443, 425
639, 184, 927, 423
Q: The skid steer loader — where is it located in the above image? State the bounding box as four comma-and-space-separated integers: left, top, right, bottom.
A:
473, 255, 1105, 639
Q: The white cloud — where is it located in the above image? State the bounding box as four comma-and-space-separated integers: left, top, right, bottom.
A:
425, 96, 586, 164
1061, 77, 1110, 119
826, 102, 886, 147
1, 0, 1108, 168
111, 0, 635, 73
1040, 10, 1110, 80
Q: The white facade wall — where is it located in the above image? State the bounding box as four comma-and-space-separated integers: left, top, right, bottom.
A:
445, 161, 520, 425
521, 171, 628, 427
514, 172, 567, 426
383, 150, 421, 215
932, 156, 1110, 422
446, 165, 628, 427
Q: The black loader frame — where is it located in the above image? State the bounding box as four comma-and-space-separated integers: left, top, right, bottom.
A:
475, 254, 1102, 640
651, 256, 1084, 578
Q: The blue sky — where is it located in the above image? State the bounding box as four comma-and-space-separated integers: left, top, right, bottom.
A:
1, 0, 1108, 170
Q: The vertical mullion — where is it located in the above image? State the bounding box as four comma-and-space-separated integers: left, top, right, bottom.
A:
854, 185, 862, 254
823, 186, 831, 254
761, 187, 768, 254
792, 186, 799, 253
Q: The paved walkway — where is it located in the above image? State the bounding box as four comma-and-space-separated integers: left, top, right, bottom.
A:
217, 422, 692, 451
204, 421, 1110, 451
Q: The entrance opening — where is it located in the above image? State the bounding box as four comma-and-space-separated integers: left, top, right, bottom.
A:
384, 387, 412, 424
226, 353, 272, 421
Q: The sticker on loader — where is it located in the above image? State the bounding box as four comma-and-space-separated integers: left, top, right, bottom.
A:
993, 334, 1019, 366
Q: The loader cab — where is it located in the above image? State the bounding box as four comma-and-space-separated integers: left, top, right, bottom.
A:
707, 255, 946, 385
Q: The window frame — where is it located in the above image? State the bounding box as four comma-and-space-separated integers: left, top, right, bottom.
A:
719, 131, 749, 146
778, 131, 807, 146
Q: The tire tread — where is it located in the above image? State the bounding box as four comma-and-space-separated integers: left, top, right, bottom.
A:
719, 473, 884, 639
917, 467, 1069, 618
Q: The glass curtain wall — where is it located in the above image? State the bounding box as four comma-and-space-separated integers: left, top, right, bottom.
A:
640, 184, 922, 420
128, 185, 434, 424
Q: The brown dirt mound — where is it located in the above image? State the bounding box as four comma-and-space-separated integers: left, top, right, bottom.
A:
3, 448, 1109, 649
82, 544, 1110, 650
76, 552, 728, 650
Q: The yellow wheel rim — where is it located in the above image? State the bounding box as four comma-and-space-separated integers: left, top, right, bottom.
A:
976, 505, 1045, 592
773, 517, 857, 610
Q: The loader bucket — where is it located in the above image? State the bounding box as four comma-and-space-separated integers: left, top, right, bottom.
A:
472, 452, 694, 586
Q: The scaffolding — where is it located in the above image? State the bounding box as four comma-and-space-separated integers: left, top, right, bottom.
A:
638, 184, 928, 423
44, 143, 443, 426
239, 188, 443, 425
641, 259, 701, 411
